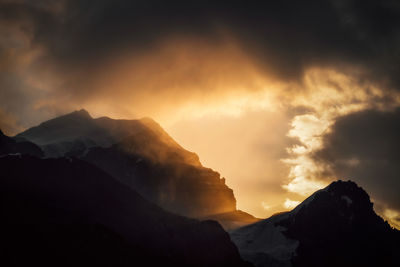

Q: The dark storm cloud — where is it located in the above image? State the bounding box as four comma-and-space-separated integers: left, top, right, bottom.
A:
314, 108, 400, 211
46, 1, 400, 82
3, 0, 400, 81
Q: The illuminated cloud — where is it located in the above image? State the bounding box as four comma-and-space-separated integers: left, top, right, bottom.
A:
281, 68, 400, 198
384, 209, 400, 229
284, 199, 301, 209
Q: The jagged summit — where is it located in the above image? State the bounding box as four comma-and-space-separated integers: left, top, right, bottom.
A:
325, 180, 372, 207
41, 109, 93, 126
291, 180, 373, 216
326, 179, 366, 196
16, 110, 151, 147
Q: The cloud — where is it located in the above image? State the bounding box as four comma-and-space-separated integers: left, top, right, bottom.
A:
281, 67, 400, 196
0, 108, 22, 135
284, 199, 301, 209
383, 209, 400, 229
261, 202, 271, 211
36, 0, 400, 86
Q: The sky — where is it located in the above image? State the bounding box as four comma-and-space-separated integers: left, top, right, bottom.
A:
1, 0, 400, 228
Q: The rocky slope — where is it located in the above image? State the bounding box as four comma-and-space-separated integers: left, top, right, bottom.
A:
230, 180, 399, 267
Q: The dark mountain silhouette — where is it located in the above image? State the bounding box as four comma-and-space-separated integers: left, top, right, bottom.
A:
0, 129, 43, 157
0, 155, 251, 267
231, 180, 399, 267
16, 110, 237, 217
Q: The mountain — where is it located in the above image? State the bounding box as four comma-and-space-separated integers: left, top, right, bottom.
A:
230, 180, 399, 267
0, 155, 251, 267
0, 129, 43, 157
16, 110, 236, 217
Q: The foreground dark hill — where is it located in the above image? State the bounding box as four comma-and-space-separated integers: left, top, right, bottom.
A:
231, 180, 399, 267
16, 110, 236, 217
0, 129, 43, 157
0, 155, 250, 267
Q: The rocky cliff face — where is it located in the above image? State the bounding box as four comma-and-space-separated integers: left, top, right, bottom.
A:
0, 155, 250, 267
83, 144, 236, 217
231, 180, 399, 267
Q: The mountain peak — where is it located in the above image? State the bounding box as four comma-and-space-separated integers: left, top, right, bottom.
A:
325, 180, 369, 203
323, 180, 372, 209
326, 179, 361, 192
290, 180, 373, 216
15, 109, 95, 146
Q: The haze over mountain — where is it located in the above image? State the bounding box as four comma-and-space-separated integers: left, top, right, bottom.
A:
16, 110, 238, 218
231, 180, 399, 267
